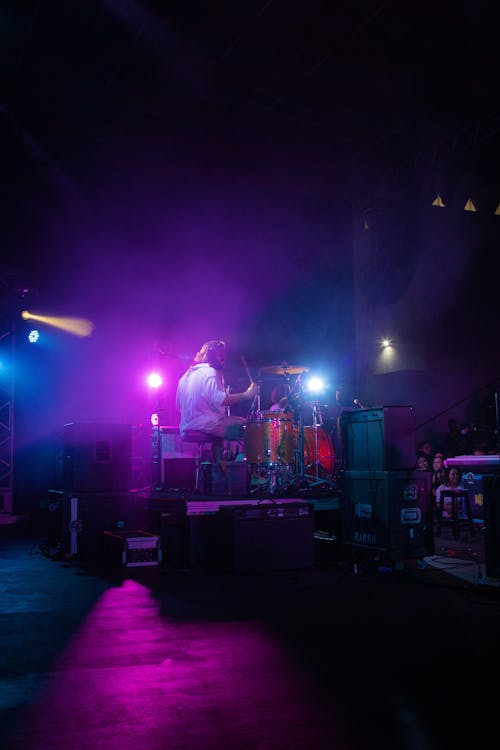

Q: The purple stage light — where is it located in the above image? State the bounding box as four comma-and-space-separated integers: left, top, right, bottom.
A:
147, 372, 163, 388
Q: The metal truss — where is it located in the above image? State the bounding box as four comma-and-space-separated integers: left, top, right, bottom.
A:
0, 273, 15, 514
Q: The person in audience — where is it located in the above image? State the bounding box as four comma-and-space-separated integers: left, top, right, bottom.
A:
435, 466, 462, 518
431, 452, 446, 511
416, 455, 431, 471
417, 440, 433, 462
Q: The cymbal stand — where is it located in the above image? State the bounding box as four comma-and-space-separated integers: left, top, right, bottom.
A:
303, 401, 336, 490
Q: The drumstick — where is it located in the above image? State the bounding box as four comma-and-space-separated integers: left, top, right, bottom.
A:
240, 355, 254, 385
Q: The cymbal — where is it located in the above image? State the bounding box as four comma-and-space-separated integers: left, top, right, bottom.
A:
260, 364, 310, 375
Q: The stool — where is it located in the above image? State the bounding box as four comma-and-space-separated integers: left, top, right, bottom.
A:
181, 430, 225, 492
437, 489, 475, 539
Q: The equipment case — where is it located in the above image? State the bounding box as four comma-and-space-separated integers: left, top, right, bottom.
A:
340, 470, 434, 559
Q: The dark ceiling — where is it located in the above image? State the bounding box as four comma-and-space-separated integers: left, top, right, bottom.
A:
1, 2, 500, 399
2, 0, 500, 198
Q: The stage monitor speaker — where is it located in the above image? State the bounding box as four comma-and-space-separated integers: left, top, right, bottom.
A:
340, 406, 415, 470
62, 422, 132, 492
340, 469, 433, 559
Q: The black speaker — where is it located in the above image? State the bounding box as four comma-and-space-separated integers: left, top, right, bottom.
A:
340, 406, 415, 470
213, 503, 315, 572
62, 422, 132, 492
340, 469, 434, 559
483, 474, 500, 579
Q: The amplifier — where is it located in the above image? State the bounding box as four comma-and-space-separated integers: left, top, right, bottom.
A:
213, 502, 314, 572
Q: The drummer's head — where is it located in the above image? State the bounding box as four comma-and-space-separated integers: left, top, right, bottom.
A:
194, 340, 226, 370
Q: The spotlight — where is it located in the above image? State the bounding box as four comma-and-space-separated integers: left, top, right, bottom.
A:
20, 310, 94, 336
381, 338, 392, 348
147, 372, 163, 389
150, 412, 160, 427
28, 329, 40, 343
304, 376, 326, 394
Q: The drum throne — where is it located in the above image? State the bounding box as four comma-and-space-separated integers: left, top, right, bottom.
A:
180, 430, 225, 493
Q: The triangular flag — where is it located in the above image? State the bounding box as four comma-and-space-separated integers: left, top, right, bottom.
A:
495, 202, 500, 215
464, 198, 477, 212
432, 194, 445, 207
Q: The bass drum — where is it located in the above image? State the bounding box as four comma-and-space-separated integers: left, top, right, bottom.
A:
302, 426, 335, 476
244, 417, 296, 465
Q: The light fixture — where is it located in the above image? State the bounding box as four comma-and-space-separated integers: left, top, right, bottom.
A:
495, 202, 500, 215
28, 330, 40, 343
20, 310, 94, 336
147, 372, 163, 389
304, 376, 325, 395
432, 194, 445, 207
464, 198, 477, 212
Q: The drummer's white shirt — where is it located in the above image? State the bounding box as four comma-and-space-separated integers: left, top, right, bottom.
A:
176, 363, 227, 435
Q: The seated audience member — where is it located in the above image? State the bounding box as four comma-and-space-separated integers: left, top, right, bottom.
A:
435, 467, 463, 518
417, 440, 433, 462
431, 452, 446, 509
416, 455, 431, 471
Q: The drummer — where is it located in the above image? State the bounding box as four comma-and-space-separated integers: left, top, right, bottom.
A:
176, 340, 259, 449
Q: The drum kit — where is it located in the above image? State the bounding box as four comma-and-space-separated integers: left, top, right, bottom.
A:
242, 363, 336, 494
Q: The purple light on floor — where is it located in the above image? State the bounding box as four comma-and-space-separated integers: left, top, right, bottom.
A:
17, 579, 346, 748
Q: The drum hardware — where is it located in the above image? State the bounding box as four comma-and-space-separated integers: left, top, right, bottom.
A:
259, 363, 310, 376
295, 400, 336, 490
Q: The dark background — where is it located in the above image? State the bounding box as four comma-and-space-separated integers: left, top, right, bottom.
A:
1, 1, 499, 487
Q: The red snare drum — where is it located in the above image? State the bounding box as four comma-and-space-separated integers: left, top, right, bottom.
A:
244, 416, 296, 465
302, 426, 335, 476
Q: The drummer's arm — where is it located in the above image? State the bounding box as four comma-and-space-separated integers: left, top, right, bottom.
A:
222, 382, 258, 407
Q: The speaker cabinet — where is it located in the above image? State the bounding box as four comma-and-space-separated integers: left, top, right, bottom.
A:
62, 422, 132, 492
340, 406, 415, 470
340, 469, 434, 559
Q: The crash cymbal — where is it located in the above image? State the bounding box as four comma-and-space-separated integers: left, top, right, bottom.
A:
260, 364, 310, 375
